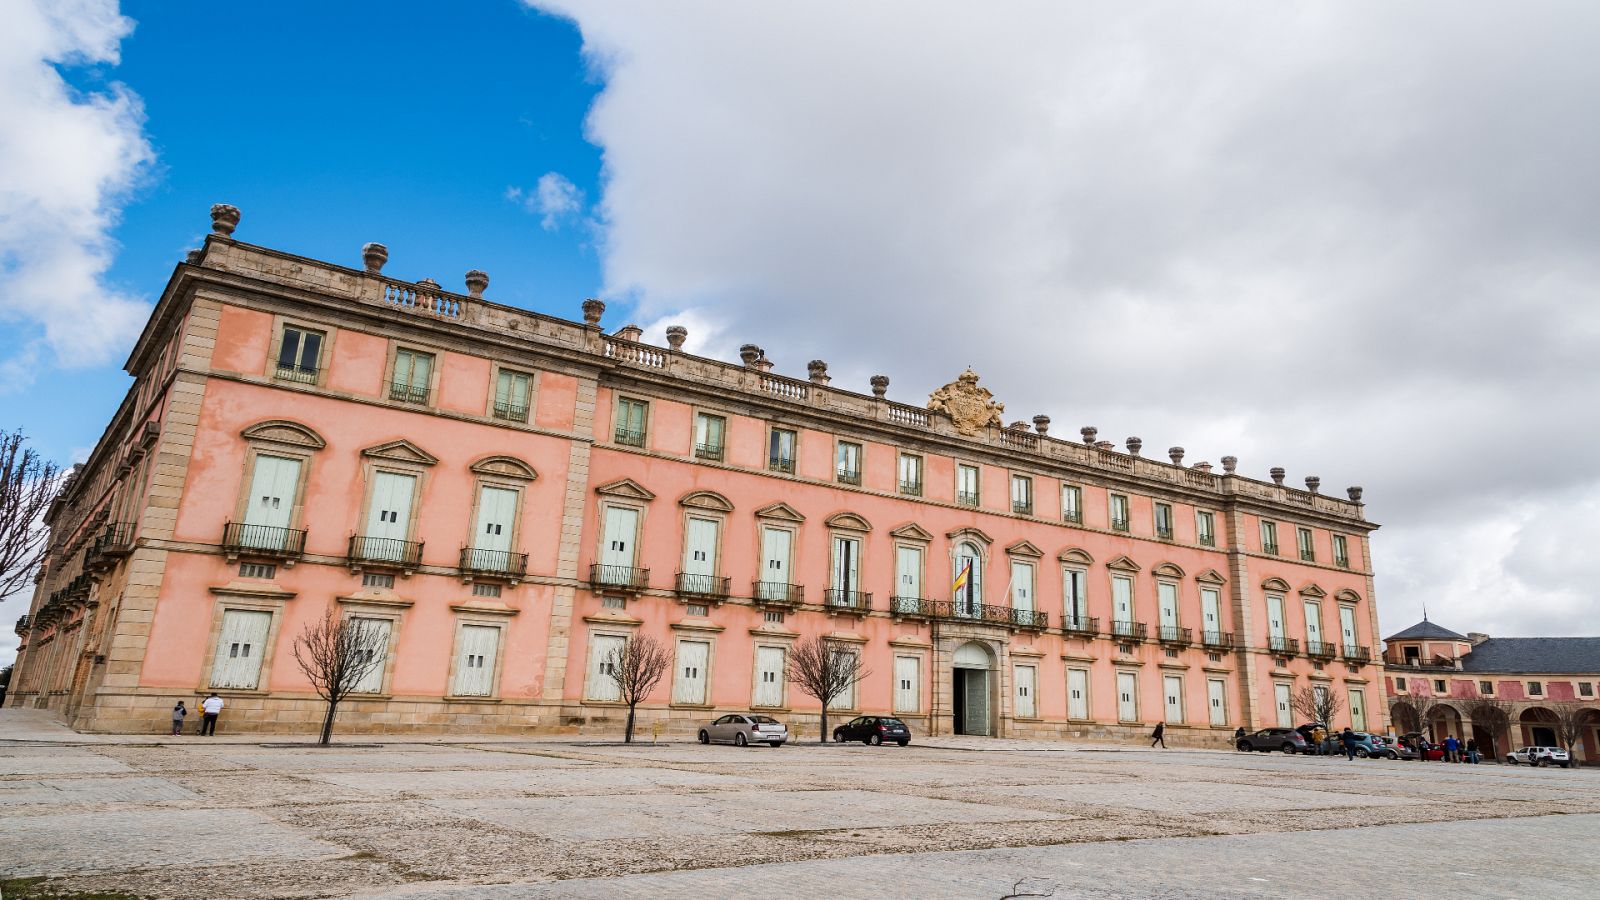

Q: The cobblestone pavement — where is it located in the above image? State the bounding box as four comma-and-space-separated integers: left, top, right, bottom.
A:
4, 709, 1600, 898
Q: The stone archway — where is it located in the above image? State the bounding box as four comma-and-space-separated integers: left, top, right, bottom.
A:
1432, 704, 1463, 743
1520, 706, 1559, 748
951, 641, 997, 736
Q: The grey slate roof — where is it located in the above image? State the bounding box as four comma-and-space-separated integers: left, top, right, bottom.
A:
1459, 637, 1600, 675
1384, 620, 1469, 642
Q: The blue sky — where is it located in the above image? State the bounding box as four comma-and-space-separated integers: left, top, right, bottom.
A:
8, 1, 604, 465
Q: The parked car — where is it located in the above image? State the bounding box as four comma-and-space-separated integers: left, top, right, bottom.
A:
698, 714, 787, 747
1237, 728, 1311, 754
1318, 731, 1390, 758
1399, 732, 1447, 761
1374, 734, 1419, 760
1507, 746, 1572, 768
833, 716, 912, 746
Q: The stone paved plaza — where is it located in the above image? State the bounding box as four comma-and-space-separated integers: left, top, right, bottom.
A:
3, 710, 1600, 898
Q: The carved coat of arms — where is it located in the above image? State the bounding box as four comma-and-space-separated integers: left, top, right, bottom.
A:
928, 368, 1005, 436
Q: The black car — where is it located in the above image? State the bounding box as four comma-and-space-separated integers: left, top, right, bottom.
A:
1237, 727, 1311, 754
833, 716, 911, 746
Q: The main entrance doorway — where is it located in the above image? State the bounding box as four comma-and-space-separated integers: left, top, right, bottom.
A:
951, 641, 994, 736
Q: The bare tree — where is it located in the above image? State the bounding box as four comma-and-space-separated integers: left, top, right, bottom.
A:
1390, 691, 1442, 740
602, 634, 672, 743
1550, 701, 1597, 764
290, 609, 388, 745
1462, 697, 1513, 758
0, 429, 64, 602
786, 635, 870, 743
1290, 685, 1343, 750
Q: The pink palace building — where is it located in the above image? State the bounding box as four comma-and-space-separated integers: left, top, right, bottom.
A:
8, 205, 1387, 742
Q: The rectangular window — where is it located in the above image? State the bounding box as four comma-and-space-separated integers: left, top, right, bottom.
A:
363, 470, 417, 554
601, 595, 626, 610
894, 655, 921, 713
465, 485, 517, 570
275, 325, 323, 383
1297, 527, 1315, 562
1304, 601, 1323, 648
1117, 671, 1138, 722
1196, 510, 1215, 547
831, 535, 861, 594
1062, 484, 1082, 524
349, 617, 392, 694
762, 610, 783, 624
1580, 682, 1594, 697
1201, 588, 1222, 644
1163, 674, 1185, 724
1154, 503, 1173, 539
768, 428, 797, 473
1109, 494, 1130, 532
685, 601, 708, 617
895, 545, 924, 601
614, 398, 648, 447
390, 348, 433, 404
1063, 568, 1088, 626
240, 562, 276, 579
493, 369, 532, 422
1528, 682, 1543, 696
681, 516, 719, 586
209, 609, 272, 689
450, 623, 500, 697
599, 505, 641, 575
472, 582, 501, 597
827, 649, 858, 710
1010, 474, 1034, 515
694, 413, 726, 461
836, 441, 862, 485
754, 646, 786, 707
1349, 688, 1367, 732
956, 464, 980, 506
241, 454, 302, 549
1067, 668, 1089, 719
1333, 534, 1350, 568
1434, 679, 1447, 693
671, 640, 711, 705
1158, 581, 1179, 630
898, 453, 923, 496
1395, 677, 1406, 691
1111, 575, 1134, 634
1010, 560, 1035, 613
1260, 520, 1279, 555
758, 526, 793, 595
1015, 664, 1038, 718
585, 634, 625, 701
1275, 683, 1293, 727
362, 572, 395, 589
1479, 680, 1494, 695
1207, 678, 1227, 726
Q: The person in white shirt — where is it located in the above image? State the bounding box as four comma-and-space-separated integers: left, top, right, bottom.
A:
200, 693, 225, 736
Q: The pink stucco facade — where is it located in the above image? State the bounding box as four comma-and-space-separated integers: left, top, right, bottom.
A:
10, 213, 1386, 743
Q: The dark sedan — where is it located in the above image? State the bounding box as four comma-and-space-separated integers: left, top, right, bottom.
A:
1237, 727, 1311, 754
833, 716, 911, 746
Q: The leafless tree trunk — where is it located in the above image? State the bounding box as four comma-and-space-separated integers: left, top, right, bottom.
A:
1290, 685, 1344, 751
603, 634, 672, 743
786, 635, 870, 743
1390, 691, 1442, 741
0, 429, 63, 603
1550, 701, 1597, 764
290, 609, 387, 745
1463, 697, 1513, 758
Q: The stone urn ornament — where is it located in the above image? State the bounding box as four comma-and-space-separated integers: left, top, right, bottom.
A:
210, 204, 240, 236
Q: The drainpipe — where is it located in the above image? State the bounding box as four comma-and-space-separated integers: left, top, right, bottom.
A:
930, 617, 941, 737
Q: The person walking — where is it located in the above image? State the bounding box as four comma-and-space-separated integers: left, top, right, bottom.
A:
200, 693, 224, 736
170, 701, 188, 736
1234, 726, 1247, 750
1151, 722, 1166, 748
1444, 734, 1460, 763
1341, 727, 1359, 760
1466, 737, 1480, 764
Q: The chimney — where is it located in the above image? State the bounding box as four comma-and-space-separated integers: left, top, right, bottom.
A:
1467, 632, 1490, 646
614, 324, 644, 343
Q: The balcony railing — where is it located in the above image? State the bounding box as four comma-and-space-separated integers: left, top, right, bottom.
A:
1156, 527, 1173, 540
1012, 608, 1049, 630
768, 456, 796, 474
956, 491, 980, 507
492, 401, 529, 423
694, 443, 724, 462
95, 522, 136, 558
1335, 555, 1350, 569
1300, 550, 1316, 562
1202, 630, 1235, 649
1012, 501, 1033, 515
275, 364, 319, 385
899, 480, 923, 496
14, 614, 29, 636
1199, 534, 1216, 547
836, 470, 861, 486
388, 381, 429, 405
459, 547, 528, 578
890, 595, 928, 617
1342, 644, 1372, 663
824, 589, 870, 611
348, 535, 424, 569
753, 580, 803, 607
591, 563, 650, 590
1268, 636, 1300, 655
1111, 518, 1130, 533
1062, 510, 1082, 524
1062, 614, 1099, 636
1306, 640, 1337, 658
675, 572, 730, 599
222, 522, 307, 559
614, 427, 646, 448
1158, 625, 1193, 645
1111, 620, 1147, 641
1263, 543, 1280, 556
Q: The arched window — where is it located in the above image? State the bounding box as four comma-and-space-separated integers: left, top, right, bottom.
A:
954, 541, 983, 615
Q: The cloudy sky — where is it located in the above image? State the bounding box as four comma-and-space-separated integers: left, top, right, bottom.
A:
3, 1, 1598, 664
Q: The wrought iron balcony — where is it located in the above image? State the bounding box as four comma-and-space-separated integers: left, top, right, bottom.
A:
675, 572, 730, 599
1156, 527, 1174, 540
492, 400, 529, 423
1263, 542, 1280, 556
753, 580, 803, 607
1268, 636, 1300, 655
693, 443, 724, 462
15, 614, 30, 636
95, 522, 136, 559
1202, 629, 1235, 649
1306, 640, 1337, 658
1158, 625, 1193, 645
956, 491, 980, 507
591, 563, 649, 590
1012, 608, 1049, 630
768, 456, 796, 474
1335, 555, 1351, 569
890, 595, 929, 617
275, 364, 318, 385
348, 535, 424, 570
222, 522, 307, 560
388, 381, 429, 405
1062, 510, 1082, 524
1062, 614, 1099, 636
1343, 644, 1372, 663
460, 547, 528, 579
825, 589, 870, 611
1111, 518, 1130, 533
613, 427, 646, 448
1111, 620, 1147, 641
1199, 533, 1216, 547
836, 470, 862, 486
899, 480, 923, 496
1012, 500, 1034, 515
1300, 550, 1316, 562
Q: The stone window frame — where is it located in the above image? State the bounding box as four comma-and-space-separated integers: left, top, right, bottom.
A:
1527, 680, 1543, 696
198, 584, 295, 695
1479, 680, 1495, 696
1065, 665, 1093, 722
443, 606, 516, 701
593, 478, 656, 576
1059, 547, 1094, 626
1297, 525, 1316, 562
668, 634, 718, 709
825, 639, 867, 713
463, 456, 539, 577
947, 526, 994, 608
765, 423, 800, 474
1005, 540, 1042, 611
825, 512, 873, 596
611, 394, 652, 448
1115, 668, 1141, 723
678, 490, 734, 585
1107, 555, 1142, 629
1009, 472, 1034, 516
1061, 482, 1083, 524
690, 408, 729, 461
896, 451, 924, 497
954, 461, 981, 507
581, 626, 638, 704
1108, 491, 1131, 532
1012, 659, 1041, 721
890, 649, 926, 715
1162, 671, 1187, 725
354, 440, 439, 557
1259, 518, 1281, 555
1195, 508, 1217, 547
485, 362, 539, 424
1152, 562, 1186, 630
754, 503, 805, 592
750, 637, 794, 711
834, 437, 864, 485
1332, 533, 1351, 568
232, 420, 326, 538
382, 340, 443, 409
264, 314, 336, 388
334, 594, 413, 698
1153, 501, 1175, 540
889, 523, 933, 602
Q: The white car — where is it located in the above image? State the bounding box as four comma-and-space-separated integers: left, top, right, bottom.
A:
698, 714, 787, 747
1507, 746, 1571, 768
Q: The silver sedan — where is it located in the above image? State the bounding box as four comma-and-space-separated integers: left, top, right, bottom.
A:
698, 714, 788, 747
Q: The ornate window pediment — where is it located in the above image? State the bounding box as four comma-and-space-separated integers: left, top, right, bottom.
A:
470, 455, 537, 481
825, 512, 872, 532
594, 477, 654, 500
754, 501, 805, 522
1106, 555, 1141, 572
1261, 577, 1291, 592
889, 522, 934, 542
1005, 540, 1043, 558
362, 439, 438, 467
1152, 562, 1185, 578
1334, 589, 1362, 604
1058, 547, 1095, 566
1298, 582, 1327, 598
679, 490, 733, 512
946, 526, 993, 545
241, 419, 325, 450
1195, 568, 1227, 585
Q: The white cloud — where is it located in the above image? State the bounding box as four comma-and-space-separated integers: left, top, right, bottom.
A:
0, 0, 153, 384
509, 172, 587, 231
531, 2, 1600, 636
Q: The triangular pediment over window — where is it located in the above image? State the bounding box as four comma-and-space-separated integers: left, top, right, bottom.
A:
1195, 569, 1227, 585
1298, 582, 1327, 598
362, 439, 439, 467
889, 523, 934, 542
825, 512, 872, 532
241, 419, 325, 450
679, 490, 733, 512
1058, 547, 1095, 566
1005, 540, 1043, 558
470, 455, 537, 481
595, 478, 654, 500
1106, 555, 1141, 572
754, 501, 805, 522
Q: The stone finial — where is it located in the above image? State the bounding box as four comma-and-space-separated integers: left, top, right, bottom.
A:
1347, 485, 1364, 503
1270, 467, 1286, 486
417, 277, 441, 291
1126, 437, 1143, 456
1032, 414, 1050, 435
362, 243, 388, 274
1080, 426, 1098, 446
581, 298, 605, 325
1305, 475, 1321, 494
616, 324, 644, 343
1168, 446, 1184, 465
870, 374, 889, 398
184, 248, 204, 265
752, 350, 774, 373
1194, 461, 1213, 473
665, 325, 687, 351
739, 344, 761, 366
209, 204, 240, 236
807, 360, 830, 385
1221, 455, 1238, 475
464, 269, 489, 298
1094, 440, 1115, 451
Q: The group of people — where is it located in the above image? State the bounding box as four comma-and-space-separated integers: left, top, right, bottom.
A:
1403, 733, 1483, 763
169, 693, 225, 736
